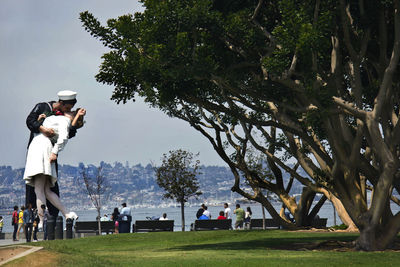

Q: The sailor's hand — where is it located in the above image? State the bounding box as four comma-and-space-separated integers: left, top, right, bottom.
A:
37, 114, 47, 121
39, 126, 55, 138
49, 153, 57, 163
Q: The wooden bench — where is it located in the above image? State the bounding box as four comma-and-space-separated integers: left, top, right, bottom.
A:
250, 218, 281, 229
74, 221, 115, 235
193, 219, 232, 231
310, 218, 328, 228
134, 220, 174, 232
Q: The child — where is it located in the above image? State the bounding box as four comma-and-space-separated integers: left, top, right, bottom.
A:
217, 211, 227, 220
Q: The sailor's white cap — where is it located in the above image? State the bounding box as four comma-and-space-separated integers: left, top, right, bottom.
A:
57, 90, 77, 101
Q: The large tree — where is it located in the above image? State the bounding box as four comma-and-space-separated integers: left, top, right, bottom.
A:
81, 0, 400, 250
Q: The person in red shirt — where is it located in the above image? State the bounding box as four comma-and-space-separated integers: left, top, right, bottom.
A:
217, 211, 227, 220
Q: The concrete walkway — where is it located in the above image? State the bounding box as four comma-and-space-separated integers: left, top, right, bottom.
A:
0, 239, 27, 247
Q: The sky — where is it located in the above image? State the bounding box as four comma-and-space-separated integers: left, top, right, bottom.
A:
0, 0, 226, 168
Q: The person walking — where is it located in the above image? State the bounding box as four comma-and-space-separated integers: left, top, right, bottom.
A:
16, 206, 25, 241
12, 206, 19, 241
233, 204, 245, 230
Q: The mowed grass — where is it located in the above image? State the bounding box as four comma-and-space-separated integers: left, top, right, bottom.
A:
9, 230, 400, 266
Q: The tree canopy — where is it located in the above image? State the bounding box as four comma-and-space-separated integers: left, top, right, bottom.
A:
81, 0, 400, 250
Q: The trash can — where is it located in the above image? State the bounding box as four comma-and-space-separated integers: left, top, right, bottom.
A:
118, 215, 132, 233
47, 215, 56, 240
55, 216, 63, 239
66, 218, 73, 239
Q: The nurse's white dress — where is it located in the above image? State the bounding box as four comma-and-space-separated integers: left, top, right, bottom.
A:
23, 115, 70, 187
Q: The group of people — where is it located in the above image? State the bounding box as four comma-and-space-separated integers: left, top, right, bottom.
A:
196, 203, 253, 229
11, 204, 50, 242
108, 202, 132, 234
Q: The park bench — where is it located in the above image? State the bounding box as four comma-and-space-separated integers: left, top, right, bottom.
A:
250, 218, 281, 229
134, 220, 174, 232
310, 217, 328, 228
74, 221, 115, 235
193, 219, 232, 231
250, 217, 328, 229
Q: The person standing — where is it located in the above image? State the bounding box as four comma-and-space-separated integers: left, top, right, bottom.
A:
25, 90, 84, 220
224, 203, 231, 219
41, 204, 50, 240
233, 204, 245, 230
0, 216, 3, 233
111, 207, 120, 234
12, 206, 19, 241
32, 208, 40, 242
119, 203, 132, 233
23, 204, 34, 242
120, 203, 131, 219
244, 207, 252, 229
16, 206, 25, 241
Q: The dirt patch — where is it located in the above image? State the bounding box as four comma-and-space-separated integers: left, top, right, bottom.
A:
5, 249, 61, 267
0, 247, 30, 262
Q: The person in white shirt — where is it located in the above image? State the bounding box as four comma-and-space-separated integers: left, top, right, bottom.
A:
120, 203, 131, 221
159, 213, 168, 220
224, 203, 231, 219
100, 214, 111, 221
202, 206, 211, 219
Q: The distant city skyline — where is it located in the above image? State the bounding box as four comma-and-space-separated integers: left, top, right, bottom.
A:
0, 0, 226, 168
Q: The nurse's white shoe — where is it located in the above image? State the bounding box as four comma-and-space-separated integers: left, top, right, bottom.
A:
66, 212, 79, 221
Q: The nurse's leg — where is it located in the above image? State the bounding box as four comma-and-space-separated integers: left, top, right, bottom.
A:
33, 174, 46, 223
44, 178, 68, 217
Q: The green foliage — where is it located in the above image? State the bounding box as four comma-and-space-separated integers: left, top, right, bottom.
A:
155, 149, 202, 203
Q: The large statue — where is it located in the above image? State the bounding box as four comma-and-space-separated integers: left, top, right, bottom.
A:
24, 90, 86, 227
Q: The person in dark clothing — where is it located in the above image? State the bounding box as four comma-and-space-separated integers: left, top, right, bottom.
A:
12, 206, 19, 241
196, 204, 206, 219
24, 203, 34, 242
111, 207, 120, 234
25, 90, 84, 218
32, 208, 40, 241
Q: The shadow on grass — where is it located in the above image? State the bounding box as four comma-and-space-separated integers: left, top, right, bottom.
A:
166, 235, 357, 252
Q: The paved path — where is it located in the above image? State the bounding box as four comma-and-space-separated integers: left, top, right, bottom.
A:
0, 239, 28, 247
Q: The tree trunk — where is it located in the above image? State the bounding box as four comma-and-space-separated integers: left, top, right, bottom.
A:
326, 193, 358, 231
97, 208, 101, 235
181, 201, 185, 232
261, 204, 266, 230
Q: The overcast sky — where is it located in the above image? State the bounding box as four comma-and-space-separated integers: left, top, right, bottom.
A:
0, 0, 226, 168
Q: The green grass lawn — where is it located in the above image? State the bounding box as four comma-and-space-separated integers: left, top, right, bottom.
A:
12, 230, 400, 266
